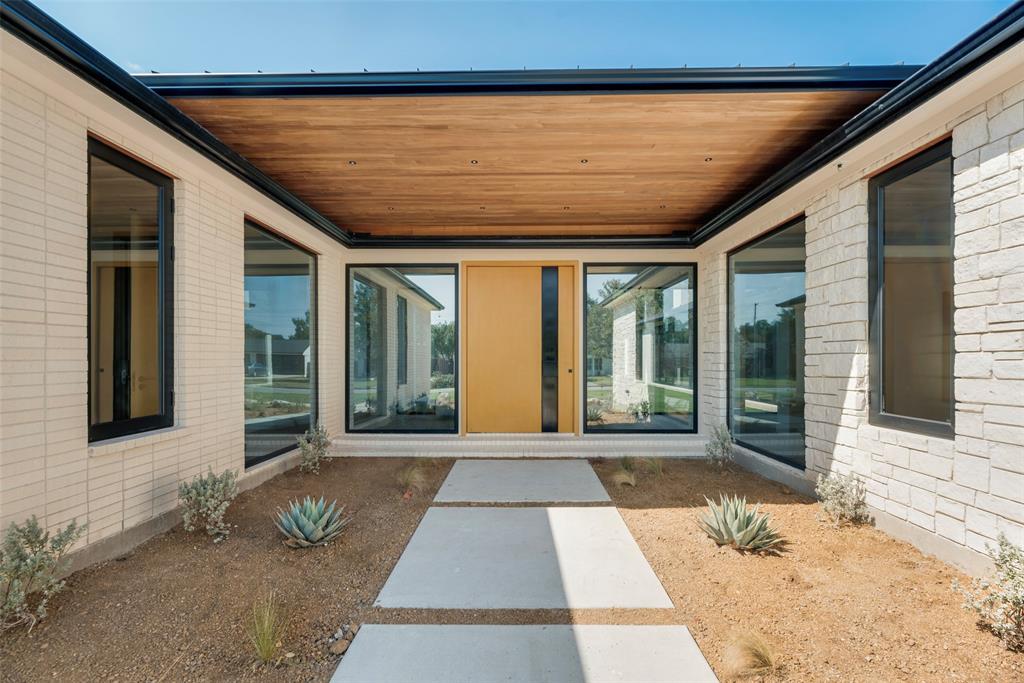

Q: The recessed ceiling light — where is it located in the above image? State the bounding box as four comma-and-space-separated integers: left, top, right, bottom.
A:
470, 159, 478, 165
580, 159, 588, 164
659, 204, 666, 209
704, 157, 713, 162
563, 206, 570, 210
479, 206, 486, 210
388, 207, 395, 211
348, 160, 357, 165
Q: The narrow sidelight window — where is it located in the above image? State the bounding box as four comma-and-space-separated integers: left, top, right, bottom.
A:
88, 139, 174, 442
243, 222, 316, 467
347, 265, 457, 433
584, 264, 697, 433
728, 218, 807, 469
869, 140, 954, 437
397, 295, 408, 385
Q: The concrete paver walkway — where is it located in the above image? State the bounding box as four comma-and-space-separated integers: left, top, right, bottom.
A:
331, 624, 717, 683
435, 459, 611, 503
375, 506, 672, 608
333, 458, 718, 682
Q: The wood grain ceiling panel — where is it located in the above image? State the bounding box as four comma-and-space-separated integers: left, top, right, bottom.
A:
170, 90, 885, 237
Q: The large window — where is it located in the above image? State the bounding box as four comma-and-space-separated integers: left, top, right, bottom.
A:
728, 219, 807, 468
88, 139, 174, 442
244, 222, 315, 466
347, 265, 457, 432
584, 264, 696, 432
869, 140, 954, 437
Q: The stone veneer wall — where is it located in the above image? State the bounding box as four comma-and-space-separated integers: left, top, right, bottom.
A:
698, 78, 1024, 571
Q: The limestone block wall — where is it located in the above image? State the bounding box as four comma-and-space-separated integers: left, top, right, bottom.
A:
696, 75, 1024, 570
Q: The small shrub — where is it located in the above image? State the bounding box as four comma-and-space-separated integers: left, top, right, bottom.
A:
1, 517, 85, 632
629, 400, 651, 423
724, 631, 779, 675
248, 591, 286, 663
430, 373, 454, 389
297, 423, 331, 474
698, 494, 783, 552
815, 471, 869, 526
586, 406, 605, 424
397, 463, 426, 498
178, 468, 238, 541
273, 496, 351, 549
705, 423, 734, 468
953, 533, 1024, 652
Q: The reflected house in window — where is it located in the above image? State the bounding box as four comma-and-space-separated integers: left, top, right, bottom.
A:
586, 265, 695, 432
348, 266, 457, 432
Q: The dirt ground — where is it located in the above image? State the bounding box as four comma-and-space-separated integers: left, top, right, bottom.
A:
2, 457, 1021, 682
0, 458, 452, 682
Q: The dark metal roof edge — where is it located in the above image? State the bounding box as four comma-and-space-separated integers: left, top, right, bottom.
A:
347, 234, 696, 250
691, 0, 1024, 245
138, 64, 918, 98
0, 0, 354, 247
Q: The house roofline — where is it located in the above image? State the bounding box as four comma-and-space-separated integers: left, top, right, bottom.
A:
3, 0, 1023, 249
690, 0, 1024, 245
137, 65, 916, 99
0, 0, 356, 247
382, 268, 446, 310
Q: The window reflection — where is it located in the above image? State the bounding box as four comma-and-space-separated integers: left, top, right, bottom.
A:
880, 155, 953, 423
585, 265, 695, 432
348, 266, 457, 432
729, 220, 806, 468
244, 223, 314, 466
88, 142, 173, 441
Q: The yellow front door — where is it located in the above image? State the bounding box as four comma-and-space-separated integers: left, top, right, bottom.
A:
464, 263, 576, 433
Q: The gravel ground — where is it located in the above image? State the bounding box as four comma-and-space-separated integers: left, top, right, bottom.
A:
1, 457, 1020, 682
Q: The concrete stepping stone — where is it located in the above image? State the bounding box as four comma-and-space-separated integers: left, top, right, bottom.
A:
330, 624, 718, 683
375, 506, 672, 608
435, 459, 611, 503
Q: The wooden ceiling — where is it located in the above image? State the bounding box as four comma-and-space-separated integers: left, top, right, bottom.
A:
169, 90, 886, 238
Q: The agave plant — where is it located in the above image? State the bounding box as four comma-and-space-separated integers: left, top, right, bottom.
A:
273, 496, 351, 549
698, 494, 783, 552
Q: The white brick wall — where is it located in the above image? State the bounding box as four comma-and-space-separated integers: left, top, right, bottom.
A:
0, 38, 345, 551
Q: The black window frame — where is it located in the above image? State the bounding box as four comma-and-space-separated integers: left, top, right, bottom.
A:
242, 220, 318, 467
868, 139, 955, 439
726, 215, 808, 470
582, 262, 699, 435
345, 263, 459, 434
396, 294, 408, 386
87, 138, 175, 443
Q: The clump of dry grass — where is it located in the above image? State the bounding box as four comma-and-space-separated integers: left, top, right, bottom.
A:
724, 631, 779, 677
640, 457, 664, 477
248, 591, 286, 664
397, 463, 427, 498
610, 461, 637, 487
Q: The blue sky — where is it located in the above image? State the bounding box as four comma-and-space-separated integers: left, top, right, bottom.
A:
36, 1, 1012, 74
